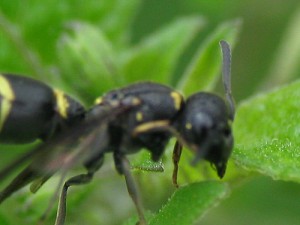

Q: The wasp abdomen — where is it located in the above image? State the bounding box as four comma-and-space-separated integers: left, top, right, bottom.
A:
0, 74, 85, 144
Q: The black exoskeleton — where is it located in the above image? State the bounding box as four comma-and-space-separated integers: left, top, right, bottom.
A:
0, 74, 85, 143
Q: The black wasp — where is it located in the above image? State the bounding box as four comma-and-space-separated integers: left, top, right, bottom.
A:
0, 41, 234, 225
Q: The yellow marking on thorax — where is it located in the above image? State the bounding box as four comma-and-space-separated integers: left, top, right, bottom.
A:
185, 122, 192, 130
94, 97, 103, 105
133, 120, 169, 136
54, 89, 69, 118
131, 97, 141, 106
136, 112, 143, 122
170, 91, 183, 110
0, 74, 15, 131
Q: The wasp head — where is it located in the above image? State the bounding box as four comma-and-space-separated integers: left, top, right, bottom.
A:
174, 93, 233, 178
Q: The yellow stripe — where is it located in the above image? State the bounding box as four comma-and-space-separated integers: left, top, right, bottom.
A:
136, 111, 143, 122
94, 97, 103, 105
133, 120, 170, 136
0, 74, 15, 131
54, 89, 69, 118
185, 122, 192, 130
170, 91, 183, 110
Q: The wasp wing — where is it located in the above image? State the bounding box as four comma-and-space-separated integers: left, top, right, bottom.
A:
0, 102, 138, 203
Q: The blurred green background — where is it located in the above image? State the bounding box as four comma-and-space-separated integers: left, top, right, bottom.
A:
1, 0, 300, 225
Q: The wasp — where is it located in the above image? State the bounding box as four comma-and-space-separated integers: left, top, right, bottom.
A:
0, 40, 234, 225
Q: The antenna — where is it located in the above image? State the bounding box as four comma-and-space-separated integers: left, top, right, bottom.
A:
220, 40, 235, 121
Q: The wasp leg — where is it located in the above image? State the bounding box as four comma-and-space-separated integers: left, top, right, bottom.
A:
54, 172, 93, 225
172, 141, 182, 188
114, 153, 146, 225
0, 166, 42, 203
35, 172, 67, 225
0, 146, 42, 182
30, 174, 52, 193
54, 156, 104, 225
133, 122, 186, 188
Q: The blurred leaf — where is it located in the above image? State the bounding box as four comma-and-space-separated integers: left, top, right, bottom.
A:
57, 22, 121, 102
201, 176, 300, 225
233, 80, 300, 182
121, 16, 206, 84
0, 9, 45, 78
0, 0, 140, 65
0, 211, 9, 225
259, 6, 300, 90
98, 0, 141, 48
177, 19, 241, 95
148, 181, 229, 225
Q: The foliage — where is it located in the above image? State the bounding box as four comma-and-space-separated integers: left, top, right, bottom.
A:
1, 1, 300, 225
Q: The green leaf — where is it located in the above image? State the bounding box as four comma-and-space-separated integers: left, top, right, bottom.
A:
148, 181, 229, 225
0, 10, 45, 78
259, 7, 300, 90
57, 22, 121, 102
121, 16, 206, 84
0, 215, 9, 225
0, 0, 140, 64
177, 19, 241, 95
130, 151, 164, 172
233, 80, 300, 182
123, 211, 154, 225
98, 0, 141, 48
